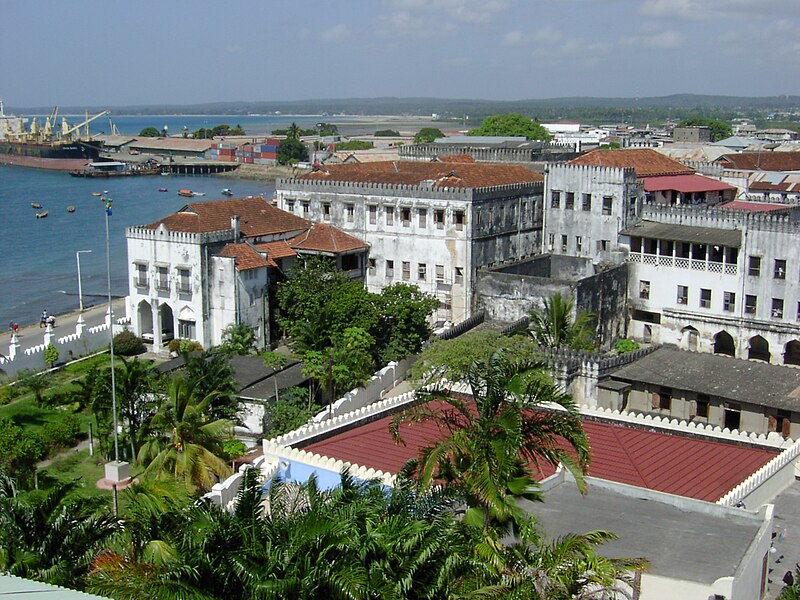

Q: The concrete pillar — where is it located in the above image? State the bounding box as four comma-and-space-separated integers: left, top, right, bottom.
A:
8, 333, 19, 360
44, 323, 54, 346
76, 314, 85, 337
105, 306, 112, 327
152, 300, 162, 349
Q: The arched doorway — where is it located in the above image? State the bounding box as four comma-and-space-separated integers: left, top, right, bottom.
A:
785, 340, 800, 366
137, 300, 153, 338
159, 304, 175, 343
681, 326, 699, 351
713, 331, 736, 357
748, 335, 770, 362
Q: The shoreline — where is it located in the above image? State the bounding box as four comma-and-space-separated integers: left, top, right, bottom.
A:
218, 164, 311, 182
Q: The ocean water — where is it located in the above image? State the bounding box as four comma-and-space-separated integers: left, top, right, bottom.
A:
0, 165, 275, 327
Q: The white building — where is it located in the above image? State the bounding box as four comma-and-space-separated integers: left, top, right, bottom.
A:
126, 196, 368, 351
275, 161, 544, 324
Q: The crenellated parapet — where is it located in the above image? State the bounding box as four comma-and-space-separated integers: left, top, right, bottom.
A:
126, 225, 234, 245
640, 203, 799, 233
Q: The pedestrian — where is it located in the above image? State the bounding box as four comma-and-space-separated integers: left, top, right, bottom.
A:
783, 570, 794, 586
40, 310, 47, 328
11, 322, 18, 334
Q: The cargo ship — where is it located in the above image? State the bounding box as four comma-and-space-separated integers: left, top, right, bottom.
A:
0, 102, 107, 171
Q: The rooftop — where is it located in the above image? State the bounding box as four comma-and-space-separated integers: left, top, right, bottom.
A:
716, 152, 800, 171
620, 220, 742, 248
607, 346, 800, 411
642, 173, 736, 194
286, 222, 369, 254
128, 137, 215, 152
720, 200, 791, 213
218, 242, 273, 270
298, 161, 543, 187
568, 148, 695, 177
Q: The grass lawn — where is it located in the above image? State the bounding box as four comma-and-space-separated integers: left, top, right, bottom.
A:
43, 448, 107, 498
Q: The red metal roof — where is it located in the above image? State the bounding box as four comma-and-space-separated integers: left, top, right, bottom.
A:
303, 402, 778, 503
643, 174, 736, 193
720, 201, 790, 213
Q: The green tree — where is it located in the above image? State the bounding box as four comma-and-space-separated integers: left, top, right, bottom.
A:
138, 127, 160, 137
17, 370, 52, 407
219, 323, 256, 356
116, 356, 156, 460
529, 293, 596, 351
0, 471, 119, 589
468, 113, 552, 140
286, 122, 302, 140
137, 375, 233, 493
394, 350, 590, 533
678, 117, 733, 142
335, 140, 374, 151
376, 283, 438, 364
263, 386, 321, 438
44, 343, 59, 368
192, 127, 212, 139
277, 137, 309, 165
413, 127, 445, 144
0, 420, 45, 484
181, 352, 240, 423
303, 327, 376, 404
374, 129, 400, 137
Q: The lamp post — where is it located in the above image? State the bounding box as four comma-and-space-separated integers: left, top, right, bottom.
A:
76, 250, 92, 312
100, 191, 127, 516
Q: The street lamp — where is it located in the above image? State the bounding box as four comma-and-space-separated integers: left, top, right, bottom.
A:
76, 250, 92, 312
100, 191, 127, 516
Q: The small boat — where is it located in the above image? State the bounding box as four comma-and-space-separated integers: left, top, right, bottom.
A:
178, 189, 193, 197
158, 187, 168, 192
221, 188, 233, 196
91, 192, 102, 196
67, 205, 76, 213
192, 192, 205, 196
31, 202, 42, 209
35, 211, 48, 219
161, 172, 170, 176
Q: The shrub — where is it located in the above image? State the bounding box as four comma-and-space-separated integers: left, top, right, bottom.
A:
114, 330, 146, 356
335, 140, 374, 151
0, 385, 21, 406
40, 414, 81, 453
614, 339, 640, 354
168, 338, 181, 353
179, 339, 203, 353
374, 129, 400, 137
44, 343, 59, 367
223, 439, 247, 461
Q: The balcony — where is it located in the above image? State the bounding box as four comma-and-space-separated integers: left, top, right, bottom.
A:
627, 252, 737, 275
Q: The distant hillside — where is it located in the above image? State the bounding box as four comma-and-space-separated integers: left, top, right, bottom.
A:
11, 95, 800, 126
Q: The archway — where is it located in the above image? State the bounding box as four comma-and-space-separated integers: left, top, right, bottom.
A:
137, 300, 153, 338
681, 326, 699, 351
159, 304, 175, 342
785, 340, 800, 366
748, 335, 770, 362
713, 331, 736, 357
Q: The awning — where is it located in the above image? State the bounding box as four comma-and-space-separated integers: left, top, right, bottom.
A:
621, 221, 742, 248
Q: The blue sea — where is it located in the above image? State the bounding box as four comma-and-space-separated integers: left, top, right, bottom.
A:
0, 165, 275, 327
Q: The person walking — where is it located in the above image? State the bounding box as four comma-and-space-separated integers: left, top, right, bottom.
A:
40, 310, 48, 328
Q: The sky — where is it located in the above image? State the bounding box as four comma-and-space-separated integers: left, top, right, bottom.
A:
2, 0, 798, 108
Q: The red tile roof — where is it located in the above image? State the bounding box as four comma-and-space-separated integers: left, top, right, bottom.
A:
643, 174, 736, 193
218, 243, 273, 270
299, 161, 543, 187
716, 152, 800, 171
568, 149, 695, 177
287, 223, 370, 254
253, 240, 297, 262
303, 401, 778, 502
144, 196, 311, 237
437, 153, 476, 163
719, 201, 790, 213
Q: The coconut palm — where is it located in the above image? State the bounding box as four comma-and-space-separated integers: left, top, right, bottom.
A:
0, 470, 119, 590
529, 292, 596, 351
136, 375, 233, 493
393, 349, 590, 534
286, 122, 302, 140
116, 356, 156, 460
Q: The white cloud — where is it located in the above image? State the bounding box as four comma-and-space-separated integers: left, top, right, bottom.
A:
383, 0, 513, 24
376, 10, 455, 37
501, 30, 524, 46
319, 24, 351, 43
622, 30, 685, 49
640, 0, 794, 21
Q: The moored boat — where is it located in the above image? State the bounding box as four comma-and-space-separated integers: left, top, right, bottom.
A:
221, 188, 233, 196
31, 202, 42, 209
35, 211, 48, 219
67, 205, 76, 213
178, 189, 193, 197
158, 187, 168, 192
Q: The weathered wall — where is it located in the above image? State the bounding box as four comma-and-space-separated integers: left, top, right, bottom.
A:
576, 263, 628, 348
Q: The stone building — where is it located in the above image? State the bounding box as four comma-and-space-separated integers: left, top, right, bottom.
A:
126, 196, 368, 352
275, 161, 544, 324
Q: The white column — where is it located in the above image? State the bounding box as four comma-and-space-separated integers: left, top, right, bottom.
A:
152, 301, 162, 349
44, 323, 54, 346
8, 333, 19, 360
76, 314, 85, 337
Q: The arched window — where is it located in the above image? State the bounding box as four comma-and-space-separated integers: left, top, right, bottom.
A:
748, 335, 770, 362
713, 331, 736, 357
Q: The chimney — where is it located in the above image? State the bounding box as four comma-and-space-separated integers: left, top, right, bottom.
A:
231, 215, 240, 241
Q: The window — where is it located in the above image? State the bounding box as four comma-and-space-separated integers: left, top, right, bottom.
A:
602, 195, 613, 215
575, 236, 582, 253
302, 201, 309, 214
677, 285, 688, 305
777, 409, 792, 437
745, 294, 757, 314
596, 239, 609, 252
134, 263, 148, 288
772, 298, 784, 319
797, 301, 800, 321
177, 268, 191, 293
402, 261, 410, 280
341, 254, 358, 271
696, 394, 709, 418
548, 233, 555, 250
386, 259, 394, 278
700, 288, 711, 308
775, 259, 787, 279
178, 319, 196, 339
346, 203, 354, 222
582, 193, 592, 211
723, 291, 735, 312
454, 266, 464, 284
323, 202, 331, 221
565, 192, 575, 210
367, 258, 376, 274
368, 204, 377, 224
454, 210, 465, 230
551, 190, 561, 208
286, 200, 295, 212
435, 264, 445, 282
658, 387, 672, 411
418, 208, 427, 228
748, 255, 761, 276
434, 209, 444, 229
417, 263, 427, 281
386, 206, 394, 226
639, 280, 650, 300
561, 234, 568, 253
629, 196, 637, 217
156, 266, 169, 291
401, 207, 411, 227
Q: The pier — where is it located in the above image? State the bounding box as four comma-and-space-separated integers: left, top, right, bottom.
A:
160, 161, 240, 175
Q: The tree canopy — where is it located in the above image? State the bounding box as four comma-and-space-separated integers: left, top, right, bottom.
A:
468, 113, 552, 141
335, 140, 374, 151
138, 127, 160, 137
277, 137, 310, 165
413, 127, 445, 144
529, 293, 596, 351
678, 117, 733, 142
191, 123, 245, 139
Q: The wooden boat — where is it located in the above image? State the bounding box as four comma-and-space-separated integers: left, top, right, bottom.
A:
31, 202, 42, 209
158, 187, 168, 192
178, 189, 193, 197
35, 211, 48, 219
67, 205, 76, 213
221, 188, 233, 196
91, 192, 102, 196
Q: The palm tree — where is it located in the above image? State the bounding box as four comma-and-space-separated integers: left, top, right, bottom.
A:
116, 356, 156, 460
0, 470, 119, 589
136, 375, 233, 493
529, 292, 596, 351
286, 122, 301, 140
393, 350, 590, 534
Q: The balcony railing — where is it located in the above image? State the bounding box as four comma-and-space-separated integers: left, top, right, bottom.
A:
627, 252, 737, 275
